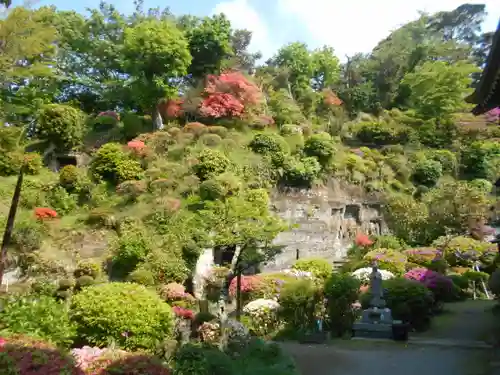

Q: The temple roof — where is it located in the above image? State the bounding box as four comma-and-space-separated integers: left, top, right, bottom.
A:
466, 19, 500, 115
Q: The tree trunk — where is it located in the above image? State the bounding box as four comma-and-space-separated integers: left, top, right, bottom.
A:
236, 270, 242, 321
152, 104, 164, 130
0, 165, 24, 286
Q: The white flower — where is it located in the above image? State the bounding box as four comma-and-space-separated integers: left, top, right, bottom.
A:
283, 269, 313, 278
351, 267, 394, 282
243, 298, 280, 314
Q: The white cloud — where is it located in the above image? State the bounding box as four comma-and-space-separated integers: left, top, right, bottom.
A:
212, 0, 275, 59
278, 0, 500, 60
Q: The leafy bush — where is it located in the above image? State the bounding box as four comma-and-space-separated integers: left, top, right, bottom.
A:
90, 143, 144, 184
127, 268, 156, 286
488, 269, 500, 297
432, 236, 495, 267
292, 258, 332, 279
207, 126, 228, 138
278, 279, 322, 333
403, 248, 443, 269
282, 156, 321, 188
193, 149, 230, 181
0, 295, 76, 347
75, 276, 95, 290
361, 277, 433, 330
249, 133, 289, 155
243, 299, 281, 337
173, 343, 235, 375
412, 159, 442, 187
70, 282, 175, 351
36, 104, 85, 151
109, 231, 152, 279
23, 153, 43, 175
45, 185, 77, 215
363, 248, 407, 275
73, 260, 102, 279
138, 250, 190, 284
324, 273, 360, 336
0, 151, 23, 176
0, 335, 84, 375
59, 165, 80, 191
352, 121, 410, 145
303, 133, 335, 166
199, 179, 225, 200
200, 133, 222, 147
91, 353, 171, 375
372, 235, 405, 250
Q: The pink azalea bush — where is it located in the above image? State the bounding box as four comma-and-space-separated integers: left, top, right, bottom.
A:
404, 267, 453, 303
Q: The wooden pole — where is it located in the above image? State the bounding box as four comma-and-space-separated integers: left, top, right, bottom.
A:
0, 165, 24, 286
235, 269, 242, 321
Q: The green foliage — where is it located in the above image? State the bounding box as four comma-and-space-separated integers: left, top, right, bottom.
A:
249, 133, 289, 156
363, 248, 408, 275
110, 231, 152, 279
199, 179, 225, 200
303, 133, 335, 166
324, 273, 360, 336
36, 104, 85, 151
0, 295, 76, 347
59, 165, 79, 191
90, 143, 144, 184
173, 343, 236, 375
282, 156, 321, 188
412, 159, 443, 187
361, 277, 434, 330
292, 258, 332, 279
23, 153, 43, 175
73, 259, 102, 279
70, 282, 175, 351
351, 121, 411, 145
278, 279, 322, 332
460, 141, 500, 180
193, 148, 230, 181
127, 268, 156, 286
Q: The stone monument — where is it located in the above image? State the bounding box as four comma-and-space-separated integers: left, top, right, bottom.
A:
352, 263, 395, 339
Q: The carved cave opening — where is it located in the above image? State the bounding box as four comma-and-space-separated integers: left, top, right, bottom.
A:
344, 204, 361, 223
213, 245, 236, 266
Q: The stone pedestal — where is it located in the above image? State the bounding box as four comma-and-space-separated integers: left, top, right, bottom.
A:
353, 306, 394, 339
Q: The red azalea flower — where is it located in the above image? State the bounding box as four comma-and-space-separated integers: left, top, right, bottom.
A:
355, 233, 373, 247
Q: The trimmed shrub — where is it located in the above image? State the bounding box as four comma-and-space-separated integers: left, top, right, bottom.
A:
363, 248, 407, 275
127, 268, 156, 286
200, 133, 222, 147
23, 153, 43, 175
411, 159, 442, 187
282, 156, 321, 188
303, 133, 335, 167
36, 103, 85, 151
324, 273, 360, 337
0, 335, 84, 375
59, 165, 80, 191
74, 260, 102, 279
292, 258, 332, 279
199, 179, 225, 201
70, 282, 175, 352
433, 236, 496, 267
90, 143, 144, 184
75, 276, 95, 290
361, 277, 433, 330
173, 343, 235, 375
92, 353, 171, 375
278, 279, 322, 333
249, 133, 289, 155
0, 295, 76, 347
193, 149, 230, 181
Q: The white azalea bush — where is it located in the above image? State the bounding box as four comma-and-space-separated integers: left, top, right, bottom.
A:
282, 269, 314, 278
242, 298, 282, 336
351, 267, 395, 284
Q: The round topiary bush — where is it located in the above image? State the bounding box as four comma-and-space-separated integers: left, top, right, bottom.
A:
90, 143, 144, 184
74, 259, 102, 279
36, 104, 85, 151
200, 133, 222, 147
249, 133, 289, 156
199, 179, 225, 201
363, 248, 408, 275
59, 165, 80, 191
292, 258, 332, 279
70, 282, 175, 351
192, 149, 230, 181
23, 152, 43, 175
0, 335, 84, 375
303, 133, 335, 166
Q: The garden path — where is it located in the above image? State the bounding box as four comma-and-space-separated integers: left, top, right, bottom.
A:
279, 300, 498, 375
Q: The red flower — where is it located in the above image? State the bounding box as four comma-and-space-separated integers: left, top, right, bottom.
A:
355, 233, 373, 247
127, 140, 145, 150
322, 89, 343, 106
160, 98, 185, 118
34, 207, 58, 220
172, 306, 194, 320
0, 337, 6, 347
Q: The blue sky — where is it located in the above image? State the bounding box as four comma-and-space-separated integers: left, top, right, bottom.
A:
19, 0, 500, 61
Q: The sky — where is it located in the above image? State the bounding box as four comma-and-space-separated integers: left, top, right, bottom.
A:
22, 0, 500, 61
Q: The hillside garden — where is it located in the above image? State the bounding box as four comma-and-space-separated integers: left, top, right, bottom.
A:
1, 2, 500, 374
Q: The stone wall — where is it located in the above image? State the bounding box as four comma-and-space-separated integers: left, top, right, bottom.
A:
262, 183, 387, 272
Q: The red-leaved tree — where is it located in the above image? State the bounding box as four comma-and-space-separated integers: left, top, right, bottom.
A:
199, 71, 263, 119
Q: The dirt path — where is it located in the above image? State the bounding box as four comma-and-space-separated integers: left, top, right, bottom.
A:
279, 300, 497, 375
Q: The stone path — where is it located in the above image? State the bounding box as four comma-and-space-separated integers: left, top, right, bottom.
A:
279, 300, 498, 375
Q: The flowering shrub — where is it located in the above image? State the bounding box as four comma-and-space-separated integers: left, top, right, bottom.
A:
355, 233, 374, 247
282, 269, 313, 278
172, 306, 195, 320
159, 98, 184, 119
243, 299, 281, 337
351, 267, 395, 284
127, 140, 145, 150
432, 236, 496, 267
197, 321, 220, 344
363, 248, 407, 275
404, 267, 454, 303
34, 207, 57, 220
160, 283, 188, 301
229, 275, 263, 299
0, 335, 84, 375
71, 347, 127, 371
183, 122, 208, 137
403, 248, 442, 265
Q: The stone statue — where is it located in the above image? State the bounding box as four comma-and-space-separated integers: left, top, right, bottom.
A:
369, 263, 386, 308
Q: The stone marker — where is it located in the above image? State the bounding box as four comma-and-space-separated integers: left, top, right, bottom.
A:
352, 262, 396, 339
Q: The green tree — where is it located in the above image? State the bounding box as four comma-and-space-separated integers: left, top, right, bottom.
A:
122, 19, 192, 129
401, 60, 478, 119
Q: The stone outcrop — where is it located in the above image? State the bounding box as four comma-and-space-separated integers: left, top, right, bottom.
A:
262, 183, 387, 272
